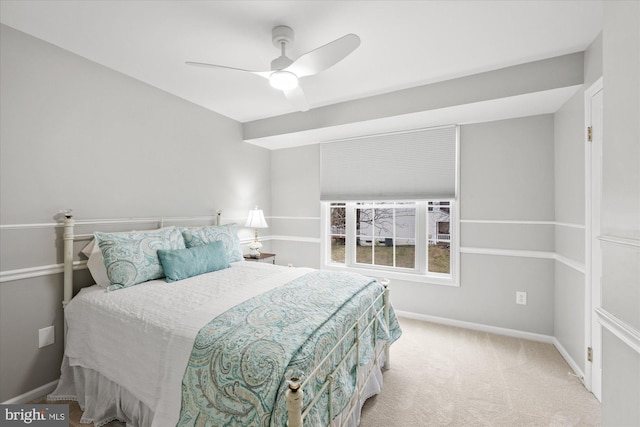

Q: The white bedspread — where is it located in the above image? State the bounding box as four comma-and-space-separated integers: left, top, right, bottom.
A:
63, 261, 312, 426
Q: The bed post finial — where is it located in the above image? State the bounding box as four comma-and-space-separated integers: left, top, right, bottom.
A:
285, 376, 304, 427
62, 211, 75, 309
216, 210, 222, 226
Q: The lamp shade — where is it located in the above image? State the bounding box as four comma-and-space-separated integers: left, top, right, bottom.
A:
245, 208, 268, 229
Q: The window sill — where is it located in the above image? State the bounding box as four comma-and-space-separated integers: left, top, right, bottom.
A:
322, 263, 459, 287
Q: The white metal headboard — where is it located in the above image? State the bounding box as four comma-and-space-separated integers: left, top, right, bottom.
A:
61, 210, 222, 309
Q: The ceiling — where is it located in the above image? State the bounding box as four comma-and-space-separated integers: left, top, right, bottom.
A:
0, 1, 603, 127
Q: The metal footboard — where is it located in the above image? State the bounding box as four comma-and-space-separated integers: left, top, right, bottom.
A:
286, 281, 391, 427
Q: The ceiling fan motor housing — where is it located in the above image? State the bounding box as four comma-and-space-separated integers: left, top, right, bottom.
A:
271, 26, 295, 71
272, 25, 294, 48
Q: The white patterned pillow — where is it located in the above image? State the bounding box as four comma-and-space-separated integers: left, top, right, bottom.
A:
95, 227, 186, 291
81, 239, 111, 288
181, 223, 243, 263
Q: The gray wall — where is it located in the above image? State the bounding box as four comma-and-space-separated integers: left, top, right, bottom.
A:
0, 25, 270, 401
271, 114, 557, 336
552, 32, 602, 376
600, 1, 640, 425
270, 144, 321, 268
456, 115, 555, 335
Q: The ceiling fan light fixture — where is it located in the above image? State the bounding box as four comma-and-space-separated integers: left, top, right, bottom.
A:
269, 70, 299, 91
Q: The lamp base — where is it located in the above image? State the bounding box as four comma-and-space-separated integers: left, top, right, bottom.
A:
248, 241, 262, 259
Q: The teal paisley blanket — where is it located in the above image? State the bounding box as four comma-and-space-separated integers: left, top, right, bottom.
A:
178, 270, 402, 427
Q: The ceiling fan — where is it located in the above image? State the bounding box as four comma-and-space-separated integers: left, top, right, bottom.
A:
186, 25, 361, 112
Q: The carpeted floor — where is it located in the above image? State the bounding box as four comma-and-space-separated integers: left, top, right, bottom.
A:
360, 317, 600, 426
40, 317, 600, 426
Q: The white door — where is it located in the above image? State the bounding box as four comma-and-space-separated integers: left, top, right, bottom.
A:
586, 79, 603, 402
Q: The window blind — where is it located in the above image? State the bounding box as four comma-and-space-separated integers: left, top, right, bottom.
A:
320, 125, 458, 201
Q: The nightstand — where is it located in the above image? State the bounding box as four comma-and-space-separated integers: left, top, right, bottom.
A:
243, 253, 276, 264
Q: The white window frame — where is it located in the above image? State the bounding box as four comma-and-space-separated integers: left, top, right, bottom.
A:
321, 200, 460, 287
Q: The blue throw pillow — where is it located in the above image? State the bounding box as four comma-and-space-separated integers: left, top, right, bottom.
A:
157, 240, 230, 283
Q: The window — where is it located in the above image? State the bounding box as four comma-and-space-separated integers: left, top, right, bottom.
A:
320, 125, 459, 285
427, 201, 452, 274
324, 200, 458, 286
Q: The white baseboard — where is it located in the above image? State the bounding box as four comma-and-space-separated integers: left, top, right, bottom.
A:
552, 337, 586, 384
395, 310, 555, 343
1, 379, 58, 404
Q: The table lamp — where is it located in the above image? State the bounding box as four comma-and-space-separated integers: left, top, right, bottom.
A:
245, 206, 268, 258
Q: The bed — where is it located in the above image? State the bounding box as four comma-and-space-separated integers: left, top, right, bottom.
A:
48, 213, 402, 427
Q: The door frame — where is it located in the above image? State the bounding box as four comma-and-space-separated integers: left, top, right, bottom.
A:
584, 76, 603, 401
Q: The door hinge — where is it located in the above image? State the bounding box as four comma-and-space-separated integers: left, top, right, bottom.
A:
587, 126, 593, 142
587, 346, 593, 362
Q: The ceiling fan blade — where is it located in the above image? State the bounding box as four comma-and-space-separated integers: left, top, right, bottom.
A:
283, 86, 309, 112
285, 34, 360, 78
185, 61, 271, 79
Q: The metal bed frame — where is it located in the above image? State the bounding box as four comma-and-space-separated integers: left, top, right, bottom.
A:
60, 212, 391, 427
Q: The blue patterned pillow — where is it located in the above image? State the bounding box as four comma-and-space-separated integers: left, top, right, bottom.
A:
95, 227, 186, 291
158, 241, 230, 283
181, 223, 243, 262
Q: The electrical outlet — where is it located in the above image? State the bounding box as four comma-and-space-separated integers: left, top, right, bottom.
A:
516, 291, 527, 305
38, 326, 55, 348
